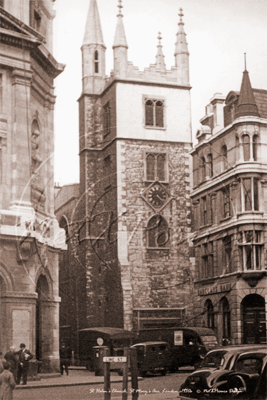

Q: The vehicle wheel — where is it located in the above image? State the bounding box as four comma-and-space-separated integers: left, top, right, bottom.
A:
193, 358, 201, 370
228, 375, 247, 397
170, 363, 178, 373
160, 369, 166, 376
86, 359, 94, 371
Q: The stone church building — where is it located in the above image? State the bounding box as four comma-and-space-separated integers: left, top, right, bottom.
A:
0, 0, 65, 372
56, 0, 195, 356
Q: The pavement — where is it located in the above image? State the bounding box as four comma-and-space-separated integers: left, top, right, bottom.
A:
15, 367, 189, 399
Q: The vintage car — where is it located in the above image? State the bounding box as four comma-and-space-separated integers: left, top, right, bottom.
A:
210, 348, 267, 399
179, 345, 267, 399
130, 341, 171, 377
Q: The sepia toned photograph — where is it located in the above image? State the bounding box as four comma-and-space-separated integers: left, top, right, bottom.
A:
0, 0, 266, 399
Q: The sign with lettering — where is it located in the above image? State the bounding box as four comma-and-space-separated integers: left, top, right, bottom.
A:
198, 283, 232, 296
103, 356, 127, 363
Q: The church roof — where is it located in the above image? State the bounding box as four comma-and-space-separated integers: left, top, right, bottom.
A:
83, 0, 105, 46
235, 69, 260, 118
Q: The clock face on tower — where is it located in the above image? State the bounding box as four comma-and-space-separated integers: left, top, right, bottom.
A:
147, 184, 167, 208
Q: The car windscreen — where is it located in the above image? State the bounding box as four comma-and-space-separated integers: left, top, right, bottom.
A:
201, 335, 218, 348
201, 351, 227, 368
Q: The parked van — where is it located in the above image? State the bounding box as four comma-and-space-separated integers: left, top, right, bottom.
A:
134, 327, 218, 371
79, 327, 135, 371
131, 341, 171, 377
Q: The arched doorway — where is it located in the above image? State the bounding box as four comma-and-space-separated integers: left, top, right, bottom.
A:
242, 294, 266, 344
36, 275, 49, 361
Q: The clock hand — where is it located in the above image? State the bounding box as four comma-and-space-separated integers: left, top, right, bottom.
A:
156, 194, 164, 201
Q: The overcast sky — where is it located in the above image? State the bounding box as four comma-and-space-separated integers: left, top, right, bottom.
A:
53, 0, 267, 184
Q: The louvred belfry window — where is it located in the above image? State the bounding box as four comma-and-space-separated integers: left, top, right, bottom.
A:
145, 153, 167, 182
145, 99, 165, 128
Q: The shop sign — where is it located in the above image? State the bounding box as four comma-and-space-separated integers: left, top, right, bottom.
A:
198, 283, 231, 296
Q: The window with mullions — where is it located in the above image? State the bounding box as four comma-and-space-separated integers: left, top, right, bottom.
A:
201, 196, 207, 226
103, 102, 111, 136
201, 242, 214, 278
147, 215, 169, 248
146, 153, 167, 182
241, 177, 259, 211
242, 134, 258, 161
145, 99, 164, 128
238, 230, 263, 271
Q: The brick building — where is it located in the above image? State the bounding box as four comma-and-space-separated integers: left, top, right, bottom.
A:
190, 68, 267, 345
56, 0, 195, 356
0, 0, 65, 372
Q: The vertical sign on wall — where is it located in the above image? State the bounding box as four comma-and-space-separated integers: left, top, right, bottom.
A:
12, 310, 30, 348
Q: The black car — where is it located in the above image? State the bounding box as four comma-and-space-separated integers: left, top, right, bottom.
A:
179, 345, 266, 399
211, 348, 267, 399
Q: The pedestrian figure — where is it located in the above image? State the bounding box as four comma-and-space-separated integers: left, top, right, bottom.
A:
0, 362, 16, 400
60, 343, 71, 375
4, 348, 17, 382
16, 344, 33, 385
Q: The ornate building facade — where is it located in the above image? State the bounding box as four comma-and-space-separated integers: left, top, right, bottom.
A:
190, 68, 267, 345
0, 0, 65, 372
56, 0, 195, 356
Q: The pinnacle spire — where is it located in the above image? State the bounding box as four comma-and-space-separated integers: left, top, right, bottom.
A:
235, 64, 259, 119
113, 0, 128, 49
83, 0, 105, 46
174, 8, 189, 56
155, 32, 166, 71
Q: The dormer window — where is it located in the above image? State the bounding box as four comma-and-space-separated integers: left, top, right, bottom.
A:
94, 50, 99, 74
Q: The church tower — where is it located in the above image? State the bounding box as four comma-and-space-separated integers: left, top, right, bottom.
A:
0, 0, 65, 372
73, 0, 194, 333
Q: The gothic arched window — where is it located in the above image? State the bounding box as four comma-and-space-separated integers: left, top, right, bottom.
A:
147, 215, 169, 248
145, 99, 164, 128
145, 153, 167, 182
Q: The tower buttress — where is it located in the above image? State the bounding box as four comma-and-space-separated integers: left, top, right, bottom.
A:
155, 32, 166, 72
82, 0, 106, 94
174, 8, 190, 86
112, 0, 128, 78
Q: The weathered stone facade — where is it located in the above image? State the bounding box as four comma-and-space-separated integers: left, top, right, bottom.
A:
0, 1, 65, 372
56, 0, 195, 357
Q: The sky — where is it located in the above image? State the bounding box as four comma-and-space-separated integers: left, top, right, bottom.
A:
53, 0, 267, 185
